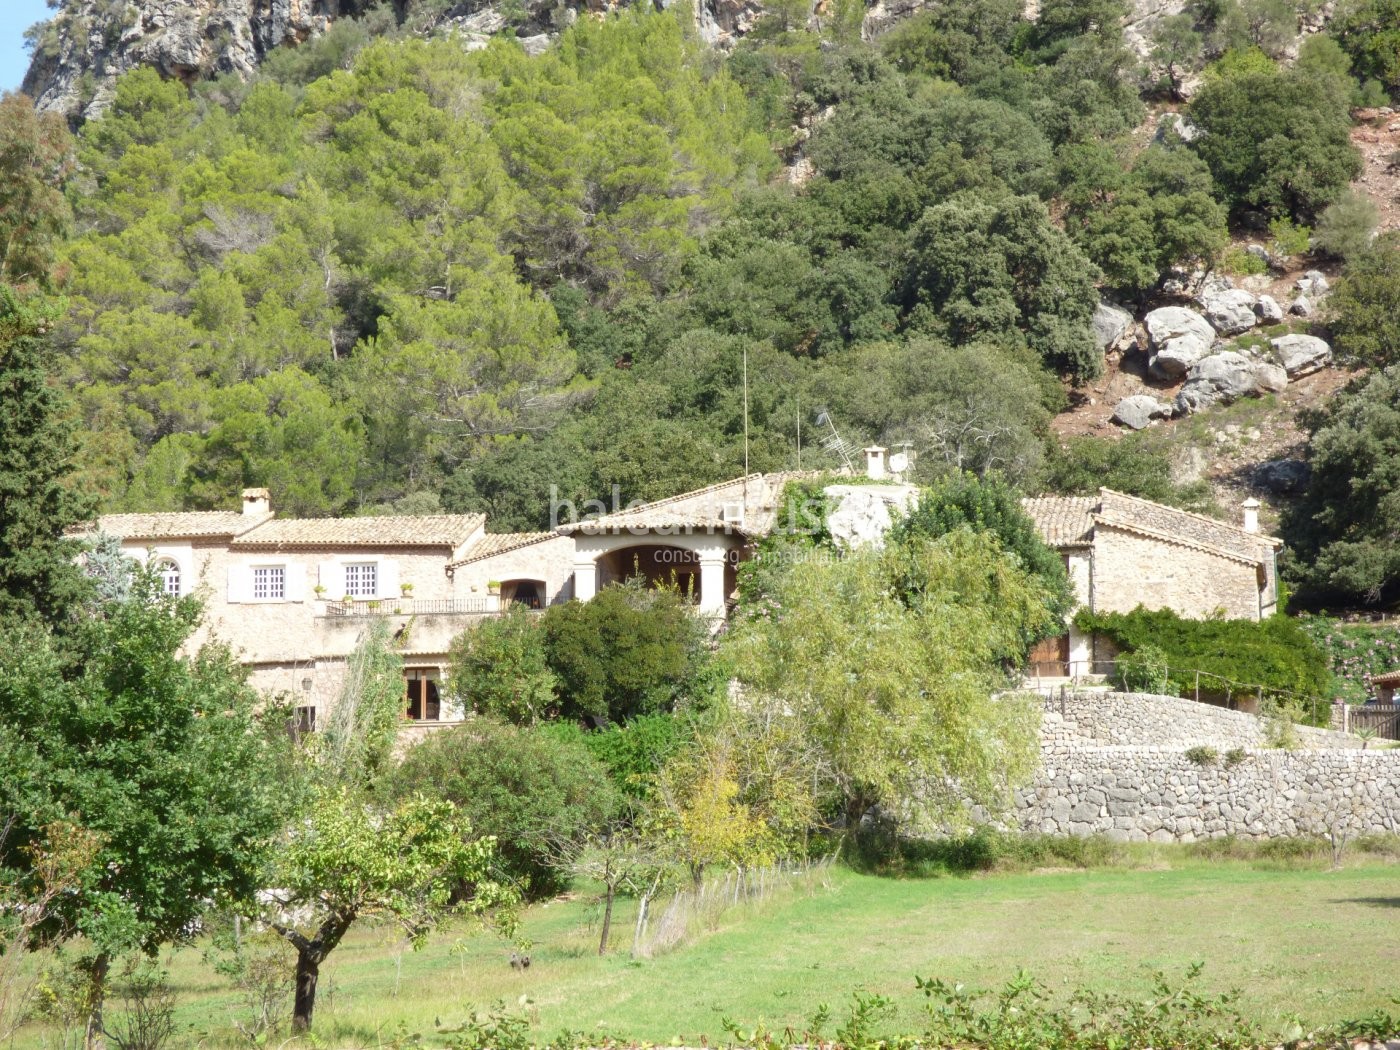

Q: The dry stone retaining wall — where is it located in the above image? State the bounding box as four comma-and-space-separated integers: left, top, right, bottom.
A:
1016, 691, 1400, 842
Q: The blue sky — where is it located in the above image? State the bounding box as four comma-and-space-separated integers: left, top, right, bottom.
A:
2, 0, 54, 92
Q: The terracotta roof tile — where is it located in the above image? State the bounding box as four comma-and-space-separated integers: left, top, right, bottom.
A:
556, 473, 817, 537
80, 511, 272, 540
1095, 489, 1279, 565
230, 514, 485, 549
1369, 669, 1400, 686
448, 532, 557, 568
1021, 496, 1097, 547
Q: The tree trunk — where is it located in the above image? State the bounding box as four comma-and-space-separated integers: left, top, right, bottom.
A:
291, 949, 320, 1033
83, 952, 110, 1050
598, 885, 614, 956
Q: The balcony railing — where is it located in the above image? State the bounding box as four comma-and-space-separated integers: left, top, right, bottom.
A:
323, 597, 540, 619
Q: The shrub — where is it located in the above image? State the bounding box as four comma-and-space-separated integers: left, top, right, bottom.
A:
1078, 607, 1333, 720
541, 580, 715, 723
544, 713, 696, 799
1118, 643, 1173, 694
1327, 234, 1400, 367
1313, 189, 1380, 261
383, 720, 622, 897
1184, 745, 1219, 766
446, 604, 556, 724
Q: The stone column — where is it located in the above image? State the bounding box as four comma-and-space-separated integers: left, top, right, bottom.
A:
698, 553, 727, 616
573, 558, 597, 603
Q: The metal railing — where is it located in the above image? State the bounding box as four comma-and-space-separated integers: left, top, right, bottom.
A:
322, 596, 542, 618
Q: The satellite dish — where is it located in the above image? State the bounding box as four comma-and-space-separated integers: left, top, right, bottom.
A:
889, 452, 910, 474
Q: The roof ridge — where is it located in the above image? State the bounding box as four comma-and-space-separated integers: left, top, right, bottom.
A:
1092, 513, 1266, 566
598, 473, 766, 517
1098, 487, 1281, 546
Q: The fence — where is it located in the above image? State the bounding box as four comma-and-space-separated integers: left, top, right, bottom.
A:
1025, 658, 1332, 726
323, 597, 526, 618
1338, 704, 1400, 741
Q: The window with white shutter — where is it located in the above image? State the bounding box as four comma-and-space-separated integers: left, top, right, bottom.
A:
344, 563, 377, 598
252, 566, 286, 600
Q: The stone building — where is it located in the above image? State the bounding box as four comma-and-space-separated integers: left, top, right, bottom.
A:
80, 474, 799, 729
81, 489, 577, 730
1021, 489, 1282, 678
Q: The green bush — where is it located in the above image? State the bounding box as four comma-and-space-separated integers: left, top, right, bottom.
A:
1118, 643, 1173, 694
382, 720, 622, 897
446, 604, 556, 724
540, 713, 695, 799
1077, 607, 1333, 720
541, 580, 715, 724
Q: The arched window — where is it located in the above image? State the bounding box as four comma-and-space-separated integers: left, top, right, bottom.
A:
155, 558, 181, 597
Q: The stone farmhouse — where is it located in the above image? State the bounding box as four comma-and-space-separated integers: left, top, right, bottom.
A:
83, 460, 1280, 726
81, 475, 796, 731
1021, 489, 1282, 678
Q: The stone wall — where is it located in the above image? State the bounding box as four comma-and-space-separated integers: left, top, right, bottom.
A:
1042, 690, 1362, 749
1018, 746, 1400, 841
1017, 690, 1399, 842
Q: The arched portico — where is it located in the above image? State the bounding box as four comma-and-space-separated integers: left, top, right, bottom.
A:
569, 532, 740, 615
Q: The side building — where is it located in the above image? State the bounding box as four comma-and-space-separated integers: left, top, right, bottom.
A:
1022, 489, 1282, 678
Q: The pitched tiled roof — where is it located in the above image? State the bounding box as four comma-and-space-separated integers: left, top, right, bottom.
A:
1369, 669, 1400, 686
1021, 497, 1097, 547
448, 532, 557, 568
80, 511, 272, 540
557, 474, 775, 536
1024, 489, 1279, 565
230, 514, 485, 549
1095, 489, 1279, 566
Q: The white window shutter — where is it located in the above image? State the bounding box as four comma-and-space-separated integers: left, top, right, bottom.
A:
319, 560, 343, 597
285, 563, 307, 602
378, 559, 399, 600
227, 564, 250, 604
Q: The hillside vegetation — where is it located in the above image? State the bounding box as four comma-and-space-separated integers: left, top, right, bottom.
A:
18, 0, 1400, 606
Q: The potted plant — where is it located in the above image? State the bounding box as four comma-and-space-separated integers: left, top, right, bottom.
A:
367, 599, 382, 612
400, 581, 414, 596
487, 580, 502, 596
313, 584, 327, 599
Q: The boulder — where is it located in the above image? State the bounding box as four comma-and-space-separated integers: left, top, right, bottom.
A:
1245, 244, 1275, 269
1112, 394, 1172, 430
1271, 334, 1332, 376
823, 484, 920, 551
1298, 269, 1330, 296
1252, 362, 1289, 392
1173, 351, 1261, 414
1200, 288, 1258, 335
1290, 296, 1313, 317
1254, 294, 1284, 323
1256, 459, 1312, 494
1092, 301, 1136, 352
1145, 306, 1216, 379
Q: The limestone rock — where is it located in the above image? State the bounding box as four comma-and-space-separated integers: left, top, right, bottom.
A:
1145, 306, 1216, 379
1092, 301, 1136, 353
1290, 295, 1313, 317
1256, 458, 1311, 494
1254, 294, 1284, 323
1112, 394, 1171, 430
1173, 351, 1262, 415
1252, 361, 1289, 392
1200, 288, 1258, 336
823, 484, 919, 552
1271, 334, 1332, 376
1297, 269, 1331, 296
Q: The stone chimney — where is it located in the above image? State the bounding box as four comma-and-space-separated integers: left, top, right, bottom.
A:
864, 446, 887, 481
1241, 497, 1260, 534
242, 488, 271, 517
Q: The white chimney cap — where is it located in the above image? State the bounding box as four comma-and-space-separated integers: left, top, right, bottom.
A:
242, 488, 271, 516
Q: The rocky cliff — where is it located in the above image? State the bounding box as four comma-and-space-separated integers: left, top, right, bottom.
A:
19, 0, 797, 121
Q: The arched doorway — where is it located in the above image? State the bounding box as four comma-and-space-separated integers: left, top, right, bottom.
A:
501, 579, 546, 609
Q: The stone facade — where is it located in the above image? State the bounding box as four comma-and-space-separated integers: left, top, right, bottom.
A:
1016, 691, 1399, 842
1089, 524, 1273, 621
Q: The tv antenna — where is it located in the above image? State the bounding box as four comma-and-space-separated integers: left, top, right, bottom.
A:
812, 407, 859, 473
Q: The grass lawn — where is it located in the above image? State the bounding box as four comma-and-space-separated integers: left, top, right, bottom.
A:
37, 856, 1394, 1048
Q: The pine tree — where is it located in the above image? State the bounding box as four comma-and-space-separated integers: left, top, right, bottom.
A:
0, 94, 94, 630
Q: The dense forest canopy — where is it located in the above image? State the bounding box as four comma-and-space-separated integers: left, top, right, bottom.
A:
18, 0, 1388, 539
